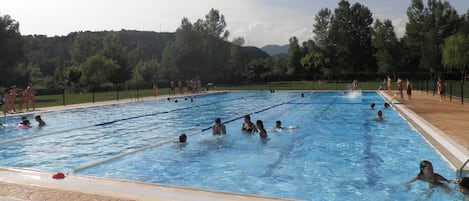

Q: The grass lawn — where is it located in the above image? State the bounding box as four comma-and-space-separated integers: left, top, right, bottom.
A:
29, 80, 469, 108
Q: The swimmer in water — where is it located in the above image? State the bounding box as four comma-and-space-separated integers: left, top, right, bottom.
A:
212, 118, 226, 135
19, 116, 32, 128
35, 115, 46, 127
457, 177, 469, 200
405, 160, 453, 190
241, 115, 257, 134
274, 120, 284, 130
256, 120, 267, 139
179, 134, 187, 143
375, 110, 383, 121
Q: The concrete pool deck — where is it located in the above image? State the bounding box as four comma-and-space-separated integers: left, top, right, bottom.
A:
1, 90, 469, 200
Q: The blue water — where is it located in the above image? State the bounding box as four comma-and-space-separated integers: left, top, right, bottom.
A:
0, 92, 464, 200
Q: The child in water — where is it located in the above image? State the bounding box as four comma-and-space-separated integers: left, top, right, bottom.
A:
212, 118, 226, 135
405, 160, 453, 190
256, 120, 267, 139
457, 177, 469, 200
19, 116, 31, 128
35, 115, 46, 127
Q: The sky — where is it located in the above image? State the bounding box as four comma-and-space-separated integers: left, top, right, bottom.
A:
1, 0, 468, 48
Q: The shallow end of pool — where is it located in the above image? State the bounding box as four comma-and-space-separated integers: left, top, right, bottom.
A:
0, 166, 293, 201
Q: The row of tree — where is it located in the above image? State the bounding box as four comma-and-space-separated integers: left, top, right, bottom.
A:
1, 0, 468, 94
0, 8, 269, 93
289, 0, 469, 82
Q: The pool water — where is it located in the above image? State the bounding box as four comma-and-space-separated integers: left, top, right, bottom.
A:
0, 92, 464, 200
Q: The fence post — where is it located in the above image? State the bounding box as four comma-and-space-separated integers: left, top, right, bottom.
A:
92, 87, 95, 103
62, 87, 65, 106
461, 80, 464, 104
449, 81, 452, 102
426, 79, 429, 94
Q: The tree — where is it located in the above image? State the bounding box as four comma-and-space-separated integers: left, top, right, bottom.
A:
287, 37, 302, 76
247, 59, 269, 83
0, 14, 24, 85
131, 59, 160, 87
313, 8, 332, 49
460, 11, 469, 35
372, 19, 400, 74
227, 37, 248, 83
80, 54, 118, 90
328, 0, 375, 73
195, 8, 230, 40
63, 65, 82, 92
442, 33, 469, 81
70, 34, 102, 65
101, 32, 132, 87
403, 0, 460, 74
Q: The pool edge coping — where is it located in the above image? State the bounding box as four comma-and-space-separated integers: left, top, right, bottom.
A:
378, 91, 469, 175
1, 90, 466, 200
0, 167, 293, 201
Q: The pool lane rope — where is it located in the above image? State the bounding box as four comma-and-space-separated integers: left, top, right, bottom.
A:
73, 101, 290, 174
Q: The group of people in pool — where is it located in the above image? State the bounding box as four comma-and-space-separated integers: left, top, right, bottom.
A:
210, 114, 271, 139
406, 160, 469, 200
16, 115, 46, 128
177, 115, 297, 143
369, 102, 391, 121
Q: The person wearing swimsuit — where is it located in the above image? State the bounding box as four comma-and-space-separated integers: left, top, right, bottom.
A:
212, 118, 226, 135
241, 115, 257, 134
405, 160, 453, 189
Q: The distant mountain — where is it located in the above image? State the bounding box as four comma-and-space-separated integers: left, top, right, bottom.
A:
261, 44, 288, 56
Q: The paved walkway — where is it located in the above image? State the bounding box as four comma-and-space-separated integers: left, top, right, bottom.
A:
394, 90, 469, 150
0, 90, 468, 200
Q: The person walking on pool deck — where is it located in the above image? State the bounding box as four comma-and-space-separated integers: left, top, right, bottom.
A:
387, 75, 392, 93
437, 76, 447, 102
405, 160, 453, 190
212, 118, 226, 135
406, 79, 412, 100
396, 76, 404, 102
241, 115, 257, 134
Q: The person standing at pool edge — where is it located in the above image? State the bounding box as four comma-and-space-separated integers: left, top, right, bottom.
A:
406, 79, 412, 100
212, 118, 226, 135
396, 76, 404, 102
437, 76, 447, 101
387, 75, 392, 93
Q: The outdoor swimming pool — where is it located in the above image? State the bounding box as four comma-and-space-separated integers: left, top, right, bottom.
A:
0, 92, 464, 200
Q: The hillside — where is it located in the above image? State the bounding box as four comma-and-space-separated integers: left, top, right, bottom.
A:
22, 30, 269, 77
260, 44, 288, 56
